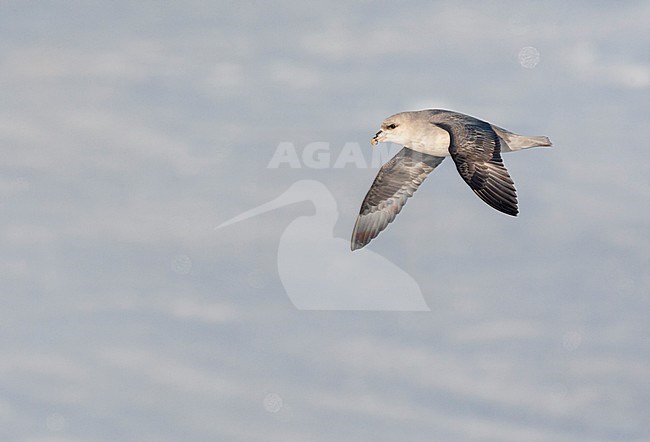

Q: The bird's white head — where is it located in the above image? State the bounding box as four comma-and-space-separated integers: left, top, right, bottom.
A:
370, 110, 451, 155
370, 113, 412, 146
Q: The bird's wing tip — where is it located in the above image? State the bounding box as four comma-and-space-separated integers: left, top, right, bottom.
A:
350, 236, 367, 251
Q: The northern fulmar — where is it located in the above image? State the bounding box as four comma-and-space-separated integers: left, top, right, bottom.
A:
351, 109, 552, 250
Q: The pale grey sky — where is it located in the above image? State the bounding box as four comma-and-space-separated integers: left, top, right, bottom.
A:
0, 1, 648, 440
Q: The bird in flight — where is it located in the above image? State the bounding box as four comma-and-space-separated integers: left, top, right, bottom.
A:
351, 109, 552, 250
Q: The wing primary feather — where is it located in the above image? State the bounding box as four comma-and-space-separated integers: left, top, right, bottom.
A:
434, 115, 520, 217
351, 148, 445, 250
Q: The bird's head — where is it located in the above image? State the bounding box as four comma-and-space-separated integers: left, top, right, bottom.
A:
371, 114, 411, 146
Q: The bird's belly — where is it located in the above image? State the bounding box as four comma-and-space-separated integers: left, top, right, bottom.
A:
406, 130, 451, 157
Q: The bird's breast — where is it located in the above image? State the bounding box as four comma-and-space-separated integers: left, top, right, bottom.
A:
406, 125, 451, 157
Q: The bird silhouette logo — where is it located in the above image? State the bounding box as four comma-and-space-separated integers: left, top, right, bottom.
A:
216, 180, 429, 311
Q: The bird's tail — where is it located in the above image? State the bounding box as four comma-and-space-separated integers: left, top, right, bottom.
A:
491, 124, 552, 152
521, 135, 552, 147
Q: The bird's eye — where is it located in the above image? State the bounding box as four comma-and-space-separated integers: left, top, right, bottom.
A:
386, 123, 398, 130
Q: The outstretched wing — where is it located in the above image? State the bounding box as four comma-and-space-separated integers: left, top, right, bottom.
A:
437, 118, 518, 216
351, 148, 444, 250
